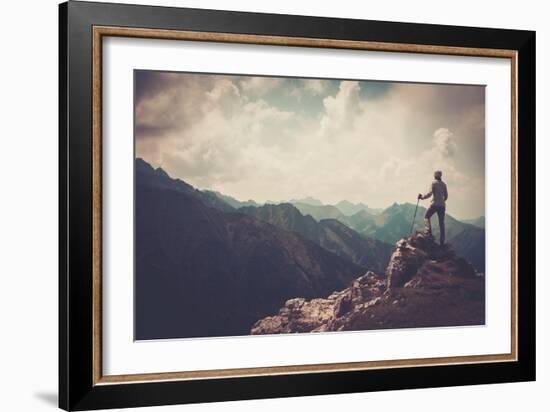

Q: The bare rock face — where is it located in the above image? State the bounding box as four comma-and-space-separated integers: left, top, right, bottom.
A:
251, 272, 385, 334
385, 232, 476, 288
251, 232, 484, 335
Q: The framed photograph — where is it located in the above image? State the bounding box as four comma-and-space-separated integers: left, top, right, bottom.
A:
59, 1, 535, 410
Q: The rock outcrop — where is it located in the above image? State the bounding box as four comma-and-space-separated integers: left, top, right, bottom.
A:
251, 232, 485, 334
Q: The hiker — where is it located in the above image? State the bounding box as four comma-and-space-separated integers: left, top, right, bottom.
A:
418, 170, 448, 245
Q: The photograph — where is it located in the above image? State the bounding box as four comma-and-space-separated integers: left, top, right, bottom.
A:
134, 70, 487, 340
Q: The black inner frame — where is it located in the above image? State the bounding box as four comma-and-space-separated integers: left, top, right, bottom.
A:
59, 1, 536, 410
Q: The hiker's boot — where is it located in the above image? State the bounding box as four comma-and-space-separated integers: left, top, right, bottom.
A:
423, 218, 433, 238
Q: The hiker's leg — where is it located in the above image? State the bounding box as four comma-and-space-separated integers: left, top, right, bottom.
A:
437, 207, 445, 245
424, 205, 435, 235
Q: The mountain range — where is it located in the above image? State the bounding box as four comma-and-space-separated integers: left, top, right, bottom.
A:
287, 198, 382, 216
334, 200, 382, 216
196, 192, 383, 218
135, 158, 486, 339
203, 190, 260, 209
292, 202, 349, 223
135, 159, 365, 339
257, 200, 485, 272
239, 203, 392, 273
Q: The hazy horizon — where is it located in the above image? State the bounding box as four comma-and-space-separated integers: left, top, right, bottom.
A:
135, 71, 485, 220
138, 157, 484, 221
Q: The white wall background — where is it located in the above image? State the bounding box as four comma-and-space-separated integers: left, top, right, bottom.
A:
0, 0, 545, 411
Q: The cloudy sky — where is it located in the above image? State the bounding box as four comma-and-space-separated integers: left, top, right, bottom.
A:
135, 71, 485, 219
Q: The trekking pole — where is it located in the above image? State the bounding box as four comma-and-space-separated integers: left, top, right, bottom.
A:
410, 197, 420, 235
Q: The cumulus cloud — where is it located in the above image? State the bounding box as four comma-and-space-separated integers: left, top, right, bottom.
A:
205, 78, 241, 110
288, 79, 331, 100
136, 73, 297, 189
433, 128, 457, 158
135, 72, 485, 219
304, 79, 327, 95
320, 81, 361, 137
239, 76, 283, 96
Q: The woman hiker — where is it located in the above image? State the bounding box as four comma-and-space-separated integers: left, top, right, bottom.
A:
418, 170, 448, 246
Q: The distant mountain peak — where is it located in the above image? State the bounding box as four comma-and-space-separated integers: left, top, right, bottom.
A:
336, 200, 368, 208
384, 202, 405, 215
384, 202, 416, 213
206, 190, 260, 209
239, 203, 392, 273
288, 197, 323, 206
333, 200, 379, 216
243, 202, 300, 213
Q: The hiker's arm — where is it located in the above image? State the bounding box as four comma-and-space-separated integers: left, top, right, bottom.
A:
420, 184, 433, 200
444, 184, 448, 201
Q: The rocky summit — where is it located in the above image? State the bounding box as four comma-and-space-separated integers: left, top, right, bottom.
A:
251, 232, 485, 334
